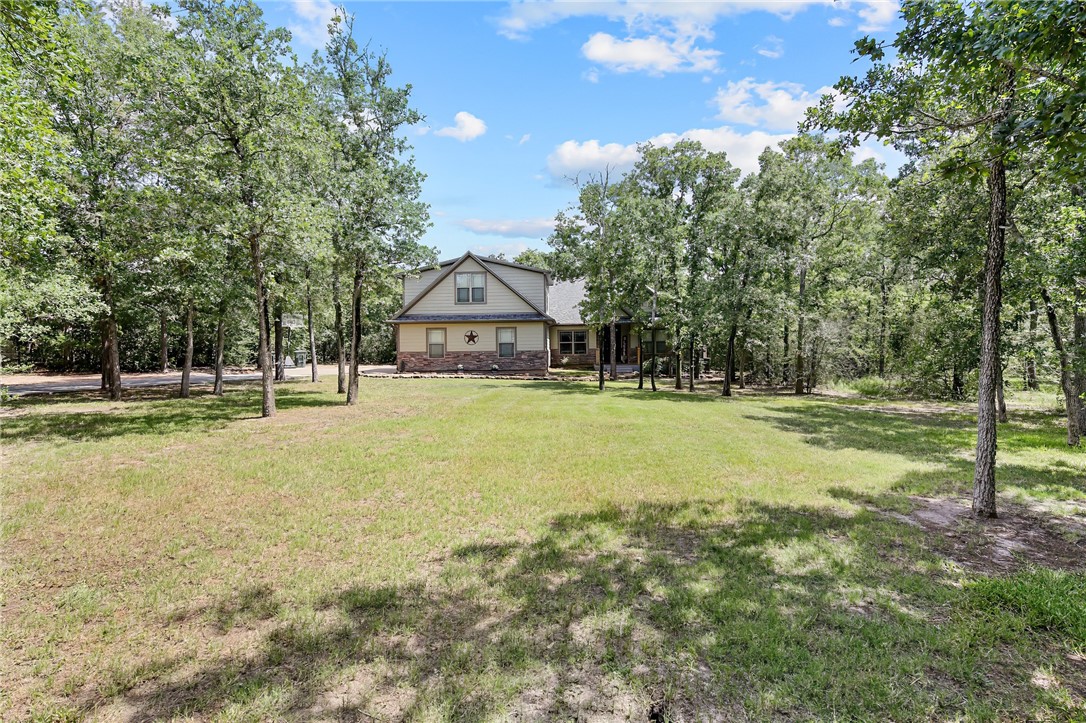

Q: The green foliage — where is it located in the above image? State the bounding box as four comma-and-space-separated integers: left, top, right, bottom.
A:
0, 0, 424, 383
845, 376, 900, 399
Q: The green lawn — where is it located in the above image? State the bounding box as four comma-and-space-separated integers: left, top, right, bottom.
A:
2, 378, 1085, 721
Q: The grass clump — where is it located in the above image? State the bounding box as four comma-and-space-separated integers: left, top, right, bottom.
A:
968, 568, 1086, 645
846, 376, 900, 398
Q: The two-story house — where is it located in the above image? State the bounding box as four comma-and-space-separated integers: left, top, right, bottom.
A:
389, 251, 649, 375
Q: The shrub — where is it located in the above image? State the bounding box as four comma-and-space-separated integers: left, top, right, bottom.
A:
849, 376, 898, 398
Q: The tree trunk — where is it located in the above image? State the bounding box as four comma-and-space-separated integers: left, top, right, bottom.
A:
159, 308, 169, 373
1041, 287, 1081, 446
996, 362, 1007, 424
649, 328, 657, 392
739, 341, 746, 390
100, 318, 110, 391
1026, 299, 1039, 390
637, 332, 644, 390
307, 269, 319, 383
972, 157, 1008, 518
180, 298, 194, 398
274, 307, 286, 382
878, 272, 888, 377
333, 274, 346, 394
795, 266, 807, 395
99, 274, 121, 401
249, 234, 275, 418
608, 322, 618, 381
722, 322, 737, 397
106, 312, 121, 401
598, 327, 605, 390
688, 336, 695, 392
1073, 291, 1086, 433
213, 301, 226, 396
674, 329, 682, 390
764, 338, 771, 386
782, 321, 790, 385
347, 268, 363, 405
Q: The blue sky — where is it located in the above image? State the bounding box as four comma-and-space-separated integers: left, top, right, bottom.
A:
256, 0, 904, 260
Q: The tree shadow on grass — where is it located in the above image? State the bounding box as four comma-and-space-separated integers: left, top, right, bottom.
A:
495, 381, 724, 403
748, 400, 1086, 501
0, 384, 341, 445
79, 500, 1082, 721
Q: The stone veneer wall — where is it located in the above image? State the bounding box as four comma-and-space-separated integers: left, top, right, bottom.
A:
550, 349, 597, 368
399, 349, 548, 375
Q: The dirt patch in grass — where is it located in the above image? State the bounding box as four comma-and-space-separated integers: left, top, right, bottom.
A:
887, 497, 1086, 574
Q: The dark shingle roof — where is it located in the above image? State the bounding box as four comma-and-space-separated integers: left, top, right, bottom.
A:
548, 279, 587, 325
404, 254, 551, 284
390, 312, 551, 323
548, 279, 639, 325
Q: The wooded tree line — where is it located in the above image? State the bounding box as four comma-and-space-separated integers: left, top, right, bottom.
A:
0, 0, 433, 413
3, 0, 1085, 518
532, 0, 1086, 518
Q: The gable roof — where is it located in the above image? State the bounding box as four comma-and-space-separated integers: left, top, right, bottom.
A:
390, 251, 554, 322
404, 254, 551, 286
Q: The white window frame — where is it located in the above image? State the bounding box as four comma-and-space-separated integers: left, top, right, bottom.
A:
497, 327, 516, 358
426, 328, 446, 358
454, 272, 486, 304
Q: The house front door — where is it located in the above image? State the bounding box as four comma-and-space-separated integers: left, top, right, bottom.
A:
599, 325, 628, 364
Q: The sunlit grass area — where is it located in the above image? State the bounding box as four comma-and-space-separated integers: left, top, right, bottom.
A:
3, 378, 1085, 720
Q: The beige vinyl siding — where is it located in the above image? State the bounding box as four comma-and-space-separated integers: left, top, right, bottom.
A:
407, 259, 535, 316
483, 262, 546, 310
399, 322, 546, 352
403, 267, 443, 306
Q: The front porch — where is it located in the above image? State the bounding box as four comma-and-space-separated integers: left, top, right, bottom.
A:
592, 363, 640, 374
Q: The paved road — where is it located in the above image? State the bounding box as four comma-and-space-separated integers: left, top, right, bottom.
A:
2, 364, 397, 396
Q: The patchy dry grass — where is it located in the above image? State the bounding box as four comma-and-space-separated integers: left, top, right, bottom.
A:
2, 378, 1085, 721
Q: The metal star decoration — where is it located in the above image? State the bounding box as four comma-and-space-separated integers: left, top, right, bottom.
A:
464, 330, 479, 345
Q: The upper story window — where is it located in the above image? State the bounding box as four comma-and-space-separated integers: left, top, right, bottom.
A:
455, 272, 485, 303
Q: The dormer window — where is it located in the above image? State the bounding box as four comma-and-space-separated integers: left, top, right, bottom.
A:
455, 272, 485, 303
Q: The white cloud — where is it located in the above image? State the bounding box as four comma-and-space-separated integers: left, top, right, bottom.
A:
544, 125, 907, 185
547, 139, 643, 182
581, 31, 720, 74
496, 1, 817, 40
854, 138, 907, 172
459, 218, 556, 238
755, 35, 784, 59
495, 1, 898, 50
435, 112, 488, 142
519, 134, 531, 145
546, 126, 793, 182
287, 0, 338, 50
712, 78, 837, 131
583, 67, 600, 83
828, 16, 849, 27
856, 1, 898, 31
